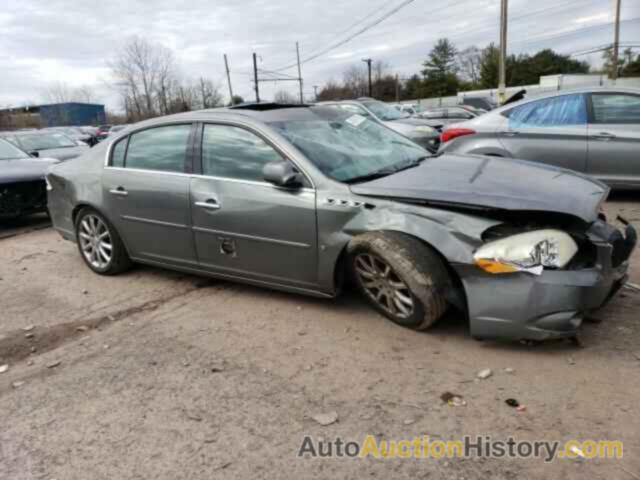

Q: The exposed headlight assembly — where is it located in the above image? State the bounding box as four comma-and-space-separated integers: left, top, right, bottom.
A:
473, 229, 578, 275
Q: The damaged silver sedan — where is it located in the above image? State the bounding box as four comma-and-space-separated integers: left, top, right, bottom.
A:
46, 104, 636, 341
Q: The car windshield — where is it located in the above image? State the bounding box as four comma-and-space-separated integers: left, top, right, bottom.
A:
0, 138, 30, 160
18, 133, 77, 151
361, 100, 409, 121
271, 109, 428, 183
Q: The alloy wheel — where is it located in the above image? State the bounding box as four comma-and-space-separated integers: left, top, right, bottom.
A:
78, 214, 113, 269
354, 253, 414, 318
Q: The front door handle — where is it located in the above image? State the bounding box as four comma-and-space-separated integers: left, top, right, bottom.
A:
195, 198, 221, 210
109, 186, 128, 197
593, 132, 616, 141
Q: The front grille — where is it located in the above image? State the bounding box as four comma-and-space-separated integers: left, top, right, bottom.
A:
0, 180, 47, 218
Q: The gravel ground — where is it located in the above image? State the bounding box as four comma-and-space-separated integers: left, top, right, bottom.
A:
1, 196, 639, 479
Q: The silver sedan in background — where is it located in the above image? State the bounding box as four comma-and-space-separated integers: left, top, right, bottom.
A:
440, 87, 640, 189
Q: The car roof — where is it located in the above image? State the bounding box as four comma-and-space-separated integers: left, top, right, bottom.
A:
8, 131, 61, 137
122, 104, 349, 130
494, 86, 640, 113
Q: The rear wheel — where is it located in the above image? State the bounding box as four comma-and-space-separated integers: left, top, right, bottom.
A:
348, 231, 450, 330
75, 207, 132, 275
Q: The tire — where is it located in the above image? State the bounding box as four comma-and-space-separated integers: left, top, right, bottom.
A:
348, 231, 450, 331
75, 207, 132, 275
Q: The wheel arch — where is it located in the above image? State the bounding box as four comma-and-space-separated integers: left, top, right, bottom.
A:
334, 228, 469, 314
71, 203, 133, 257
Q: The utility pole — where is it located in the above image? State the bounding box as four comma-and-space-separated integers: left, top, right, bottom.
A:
252, 52, 260, 103
223, 54, 235, 105
362, 58, 372, 97
296, 42, 304, 104
611, 0, 622, 80
498, 0, 508, 105
313, 85, 319, 101
395, 74, 400, 102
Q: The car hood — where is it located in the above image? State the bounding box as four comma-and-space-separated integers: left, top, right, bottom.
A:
349, 154, 608, 223
385, 119, 441, 138
0, 157, 60, 184
37, 145, 89, 161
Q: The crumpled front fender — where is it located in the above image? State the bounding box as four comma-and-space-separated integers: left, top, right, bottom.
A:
316, 197, 500, 293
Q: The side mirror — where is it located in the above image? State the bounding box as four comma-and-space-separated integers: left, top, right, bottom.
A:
29, 151, 39, 158
263, 161, 302, 188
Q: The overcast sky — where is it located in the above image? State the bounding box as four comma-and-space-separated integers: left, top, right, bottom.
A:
1, 0, 639, 110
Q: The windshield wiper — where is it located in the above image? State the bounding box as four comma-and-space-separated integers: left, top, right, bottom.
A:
344, 156, 431, 184
388, 155, 432, 173
344, 167, 397, 184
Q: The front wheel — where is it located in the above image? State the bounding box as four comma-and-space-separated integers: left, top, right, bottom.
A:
348, 231, 450, 331
75, 207, 132, 275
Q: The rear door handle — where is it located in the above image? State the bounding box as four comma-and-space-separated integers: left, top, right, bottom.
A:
109, 186, 128, 197
195, 198, 221, 210
593, 132, 616, 141
498, 130, 520, 137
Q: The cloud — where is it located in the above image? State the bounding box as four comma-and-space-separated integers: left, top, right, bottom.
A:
0, 0, 638, 109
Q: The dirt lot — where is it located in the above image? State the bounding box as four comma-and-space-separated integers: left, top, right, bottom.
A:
1, 196, 640, 480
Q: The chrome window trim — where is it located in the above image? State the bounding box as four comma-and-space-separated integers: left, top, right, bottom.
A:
104, 117, 318, 190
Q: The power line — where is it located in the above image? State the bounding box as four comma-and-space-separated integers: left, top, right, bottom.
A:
568, 42, 640, 57
297, 0, 598, 61
270, 0, 418, 72
510, 17, 640, 49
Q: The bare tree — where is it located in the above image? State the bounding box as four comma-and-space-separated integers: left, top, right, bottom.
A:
343, 65, 368, 98
372, 60, 391, 83
273, 89, 297, 104
42, 82, 97, 104
197, 77, 223, 109
109, 36, 176, 120
457, 46, 482, 85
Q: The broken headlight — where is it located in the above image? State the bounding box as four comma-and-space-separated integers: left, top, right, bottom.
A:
473, 229, 578, 275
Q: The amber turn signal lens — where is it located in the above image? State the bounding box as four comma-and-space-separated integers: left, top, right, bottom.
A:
474, 259, 519, 274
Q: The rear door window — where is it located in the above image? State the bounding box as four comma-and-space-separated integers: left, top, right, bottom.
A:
508, 94, 587, 128
122, 124, 191, 172
591, 93, 640, 124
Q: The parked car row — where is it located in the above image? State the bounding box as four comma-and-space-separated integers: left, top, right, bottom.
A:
0, 123, 128, 220
317, 98, 442, 151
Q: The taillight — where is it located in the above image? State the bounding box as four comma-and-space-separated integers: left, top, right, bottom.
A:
441, 127, 476, 143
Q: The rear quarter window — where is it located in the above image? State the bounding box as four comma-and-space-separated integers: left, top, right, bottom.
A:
591, 93, 640, 124
110, 137, 127, 167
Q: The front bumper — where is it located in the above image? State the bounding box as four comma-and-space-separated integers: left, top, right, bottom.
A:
0, 181, 48, 219
453, 220, 636, 341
